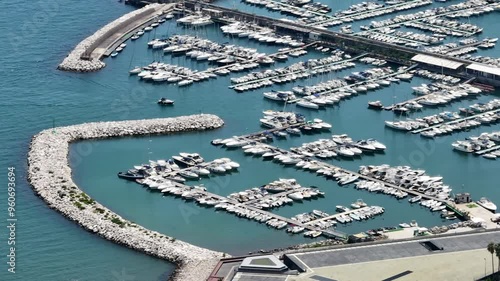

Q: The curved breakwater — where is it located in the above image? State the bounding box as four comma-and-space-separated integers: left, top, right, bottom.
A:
57, 3, 163, 72
27, 114, 226, 281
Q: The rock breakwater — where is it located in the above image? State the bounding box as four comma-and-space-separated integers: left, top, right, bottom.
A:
27, 114, 226, 281
57, 4, 162, 72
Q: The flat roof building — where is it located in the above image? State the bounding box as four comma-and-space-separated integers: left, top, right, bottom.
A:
411, 54, 464, 70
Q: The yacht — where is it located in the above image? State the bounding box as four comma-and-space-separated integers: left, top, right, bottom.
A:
157, 98, 174, 105
178, 170, 199, 179
297, 100, 319, 109
178, 79, 193, 87
452, 141, 474, 153
368, 100, 383, 110
129, 67, 142, 75
336, 205, 350, 213
179, 153, 204, 164
172, 156, 196, 167
409, 195, 422, 203
477, 197, 497, 212
366, 139, 386, 151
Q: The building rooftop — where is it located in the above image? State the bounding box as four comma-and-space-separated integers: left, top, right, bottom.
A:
217, 230, 500, 281
411, 54, 464, 70
240, 255, 288, 271
467, 63, 500, 77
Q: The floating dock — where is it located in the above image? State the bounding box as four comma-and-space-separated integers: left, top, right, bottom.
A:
217, 134, 449, 205
412, 108, 500, 134
166, 181, 349, 240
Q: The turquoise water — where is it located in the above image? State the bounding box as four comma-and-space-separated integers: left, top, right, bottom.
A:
2, 0, 500, 280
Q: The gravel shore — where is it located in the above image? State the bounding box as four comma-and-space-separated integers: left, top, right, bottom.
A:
27, 114, 227, 280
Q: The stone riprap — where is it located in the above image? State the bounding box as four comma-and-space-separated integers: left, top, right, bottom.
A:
27, 114, 227, 281
57, 4, 162, 72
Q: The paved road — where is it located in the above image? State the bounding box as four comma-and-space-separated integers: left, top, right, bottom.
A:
291, 230, 500, 269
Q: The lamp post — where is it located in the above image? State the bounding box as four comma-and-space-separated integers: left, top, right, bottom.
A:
484, 258, 487, 276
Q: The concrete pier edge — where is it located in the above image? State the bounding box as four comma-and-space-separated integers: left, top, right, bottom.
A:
27, 114, 228, 281
57, 3, 164, 72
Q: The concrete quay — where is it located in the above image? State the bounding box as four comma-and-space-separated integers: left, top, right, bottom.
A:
27, 114, 227, 281
58, 3, 172, 72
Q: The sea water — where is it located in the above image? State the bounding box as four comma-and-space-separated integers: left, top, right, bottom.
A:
2, 0, 500, 280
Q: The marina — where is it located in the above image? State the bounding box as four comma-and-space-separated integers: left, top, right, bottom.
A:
228, 52, 362, 92
382, 80, 484, 113
384, 99, 500, 136
20, 0, 500, 280
120, 169, 350, 239
213, 130, 455, 206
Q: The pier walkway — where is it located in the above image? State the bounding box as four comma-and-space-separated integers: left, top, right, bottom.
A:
304, 207, 371, 225
313, 0, 429, 27
227, 134, 448, 204
228, 53, 366, 89
441, 40, 485, 55
364, 31, 432, 46
86, 4, 174, 60
411, 108, 500, 134
294, 64, 418, 102
201, 41, 318, 74
356, 2, 499, 36
475, 145, 500, 155
168, 181, 348, 239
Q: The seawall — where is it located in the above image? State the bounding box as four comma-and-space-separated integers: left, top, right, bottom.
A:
58, 3, 164, 72
27, 114, 227, 281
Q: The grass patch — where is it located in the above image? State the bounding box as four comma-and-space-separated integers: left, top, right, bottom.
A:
73, 202, 85, 210
466, 203, 478, 208
111, 217, 124, 226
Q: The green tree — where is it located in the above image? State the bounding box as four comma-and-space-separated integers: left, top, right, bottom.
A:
495, 244, 500, 272
488, 242, 495, 273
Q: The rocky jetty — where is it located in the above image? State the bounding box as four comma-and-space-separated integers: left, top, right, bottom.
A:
58, 4, 162, 72
27, 114, 227, 281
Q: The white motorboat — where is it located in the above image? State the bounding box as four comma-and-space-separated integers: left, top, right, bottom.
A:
297, 100, 319, 109
189, 166, 210, 176
288, 192, 304, 201
452, 142, 474, 153
408, 195, 422, 203
368, 100, 383, 109
157, 98, 174, 105
178, 170, 199, 179
366, 139, 386, 150
336, 146, 355, 157
336, 205, 350, 213
178, 79, 193, 87
477, 197, 497, 212
190, 17, 213, 27
129, 67, 142, 75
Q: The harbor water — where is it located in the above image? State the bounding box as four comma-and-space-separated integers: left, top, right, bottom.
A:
2, 0, 500, 280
